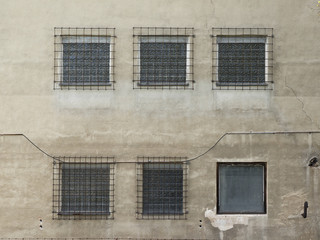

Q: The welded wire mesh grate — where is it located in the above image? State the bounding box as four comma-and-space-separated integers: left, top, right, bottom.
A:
212, 28, 273, 90
54, 28, 116, 90
53, 157, 115, 220
133, 27, 194, 89
136, 157, 188, 220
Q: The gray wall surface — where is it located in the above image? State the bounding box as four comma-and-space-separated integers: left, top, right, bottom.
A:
0, 0, 320, 239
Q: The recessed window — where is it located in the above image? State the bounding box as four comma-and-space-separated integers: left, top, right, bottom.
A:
54, 28, 115, 90
136, 157, 188, 219
62, 37, 110, 85
53, 157, 115, 220
217, 163, 266, 214
143, 163, 183, 214
133, 27, 194, 89
218, 37, 266, 85
212, 28, 273, 90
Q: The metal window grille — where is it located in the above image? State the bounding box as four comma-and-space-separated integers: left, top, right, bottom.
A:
212, 28, 273, 90
136, 157, 188, 220
217, 162, 266, 214
52, 157, 115, 220
133, 27, 195, 90
54, 28, 116, 90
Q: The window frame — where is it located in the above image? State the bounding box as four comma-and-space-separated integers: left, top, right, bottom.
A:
136, 156, 188, 220
212, 28, 273, 90
217, 162, 267, 215
54, 27, 115, 90
133, 27, 194, 90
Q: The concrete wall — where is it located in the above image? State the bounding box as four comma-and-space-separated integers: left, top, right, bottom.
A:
0, 0, 320, 239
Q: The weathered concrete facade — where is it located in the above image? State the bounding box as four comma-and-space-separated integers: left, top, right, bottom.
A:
0, 0, 320, 239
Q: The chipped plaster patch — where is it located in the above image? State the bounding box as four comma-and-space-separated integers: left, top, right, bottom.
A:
279, 189, 308, 223
205, 208, 249, 231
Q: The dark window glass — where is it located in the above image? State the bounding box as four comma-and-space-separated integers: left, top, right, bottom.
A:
140, 43, 187, 85
218, 42, 265, 85
143, 163, 183, 214
61, 163, 110, 214
63, 43, 110, 84
218, 163, 265, 214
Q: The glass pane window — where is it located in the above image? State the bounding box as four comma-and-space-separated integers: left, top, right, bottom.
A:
218, 163, 266, 214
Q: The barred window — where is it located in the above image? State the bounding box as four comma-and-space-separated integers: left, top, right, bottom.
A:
62, 37, 110, 84
217, 163, 266, 214
137, 157, 188, 219
54, 28, 115, 90
212, 28, 273, 90
143, 163, 183, 214
53, 157, 115, 220
133, 27, 194, 89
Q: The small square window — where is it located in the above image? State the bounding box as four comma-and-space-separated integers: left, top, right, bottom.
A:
62, 37, 110, 85
217, 163, 266, 214
54, 28, 115, 90
212, 28, 273, 90
136, 157, 188, 219
133, 27, 194, 89
61, 163, 110, 214
218, 37, 266, 85
143, 163, 183, 214
53, 157, 114, 220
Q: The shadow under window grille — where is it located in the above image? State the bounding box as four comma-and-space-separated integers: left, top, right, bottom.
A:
133, 27, 194, 90
212, 28, 273, 90
136, 157, 188, 220
54, 28, 116, 90
52, 156, 115, 220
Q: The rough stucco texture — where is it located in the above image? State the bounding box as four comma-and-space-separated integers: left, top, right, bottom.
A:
0, 0, 320, 239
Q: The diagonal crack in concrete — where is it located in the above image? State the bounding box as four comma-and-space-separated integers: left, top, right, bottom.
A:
284, 74, 320, 129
